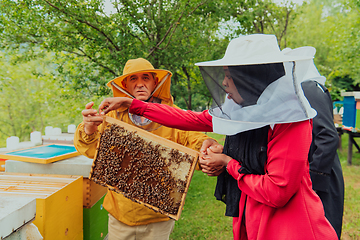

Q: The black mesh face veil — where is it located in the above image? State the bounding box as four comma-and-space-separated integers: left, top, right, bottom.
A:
228, 63, 285, 107
199, 63, 285, 111
199, 66, 227, 111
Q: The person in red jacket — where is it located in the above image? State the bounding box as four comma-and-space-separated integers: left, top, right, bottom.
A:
98, 34, 338, 240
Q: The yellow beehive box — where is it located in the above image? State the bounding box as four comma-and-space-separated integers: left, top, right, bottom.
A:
0, 173, 83, 240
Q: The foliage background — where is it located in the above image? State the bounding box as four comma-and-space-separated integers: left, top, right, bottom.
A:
0, 1, 359, 136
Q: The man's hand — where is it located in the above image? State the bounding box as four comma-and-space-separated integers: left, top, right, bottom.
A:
82, 102, 103, 135
98, 97, 133, 115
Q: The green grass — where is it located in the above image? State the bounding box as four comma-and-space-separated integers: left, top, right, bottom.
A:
205, 132, 226, 145
338, 134, 360, 240
170, 171, 233, 240
170, 132, 360, 240
170, 132, 230, 240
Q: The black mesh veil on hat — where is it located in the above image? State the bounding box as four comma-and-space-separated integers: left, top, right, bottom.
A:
198, 61, 316, 135
200, 63, 285, 109
199, 62, 285, 114
229, 63, 285, 107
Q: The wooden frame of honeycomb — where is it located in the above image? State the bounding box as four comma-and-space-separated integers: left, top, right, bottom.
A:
90, 116, 199, 220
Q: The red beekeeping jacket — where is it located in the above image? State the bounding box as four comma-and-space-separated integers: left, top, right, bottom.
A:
130, 99, 338, 240
227, 121, 337, 240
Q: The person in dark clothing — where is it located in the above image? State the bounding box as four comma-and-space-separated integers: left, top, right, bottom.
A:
282, 46, 344, 239
302, 80, 344, 239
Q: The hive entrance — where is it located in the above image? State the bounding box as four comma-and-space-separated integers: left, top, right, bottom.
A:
90, 116, 198, 219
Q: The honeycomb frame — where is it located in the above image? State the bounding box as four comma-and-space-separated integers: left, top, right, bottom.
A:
90, 116, 199, 220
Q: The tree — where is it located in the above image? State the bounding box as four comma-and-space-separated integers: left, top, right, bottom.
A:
226, 0, 298, 48
0, 48, 95, 146
0, 0, 229, 110
287, 0, 360, 100
335, 0, 360, 83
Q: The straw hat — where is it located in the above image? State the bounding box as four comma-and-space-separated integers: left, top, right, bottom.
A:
195, 34, 314, 67
107, 58, 172, 88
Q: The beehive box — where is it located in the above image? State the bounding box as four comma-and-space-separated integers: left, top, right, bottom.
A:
4, 155, 106, 208
0, 173, 83, 240
4, 155, 108, 239
90, 116, 199, 220
83, 195, 108, 240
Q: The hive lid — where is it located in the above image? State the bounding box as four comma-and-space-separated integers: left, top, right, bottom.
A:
0, 144, 80, 164
0, 196, 36, 238
5, 155, 93, 177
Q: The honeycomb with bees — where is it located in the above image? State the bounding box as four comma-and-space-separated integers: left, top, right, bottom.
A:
90, 116, 199, 220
